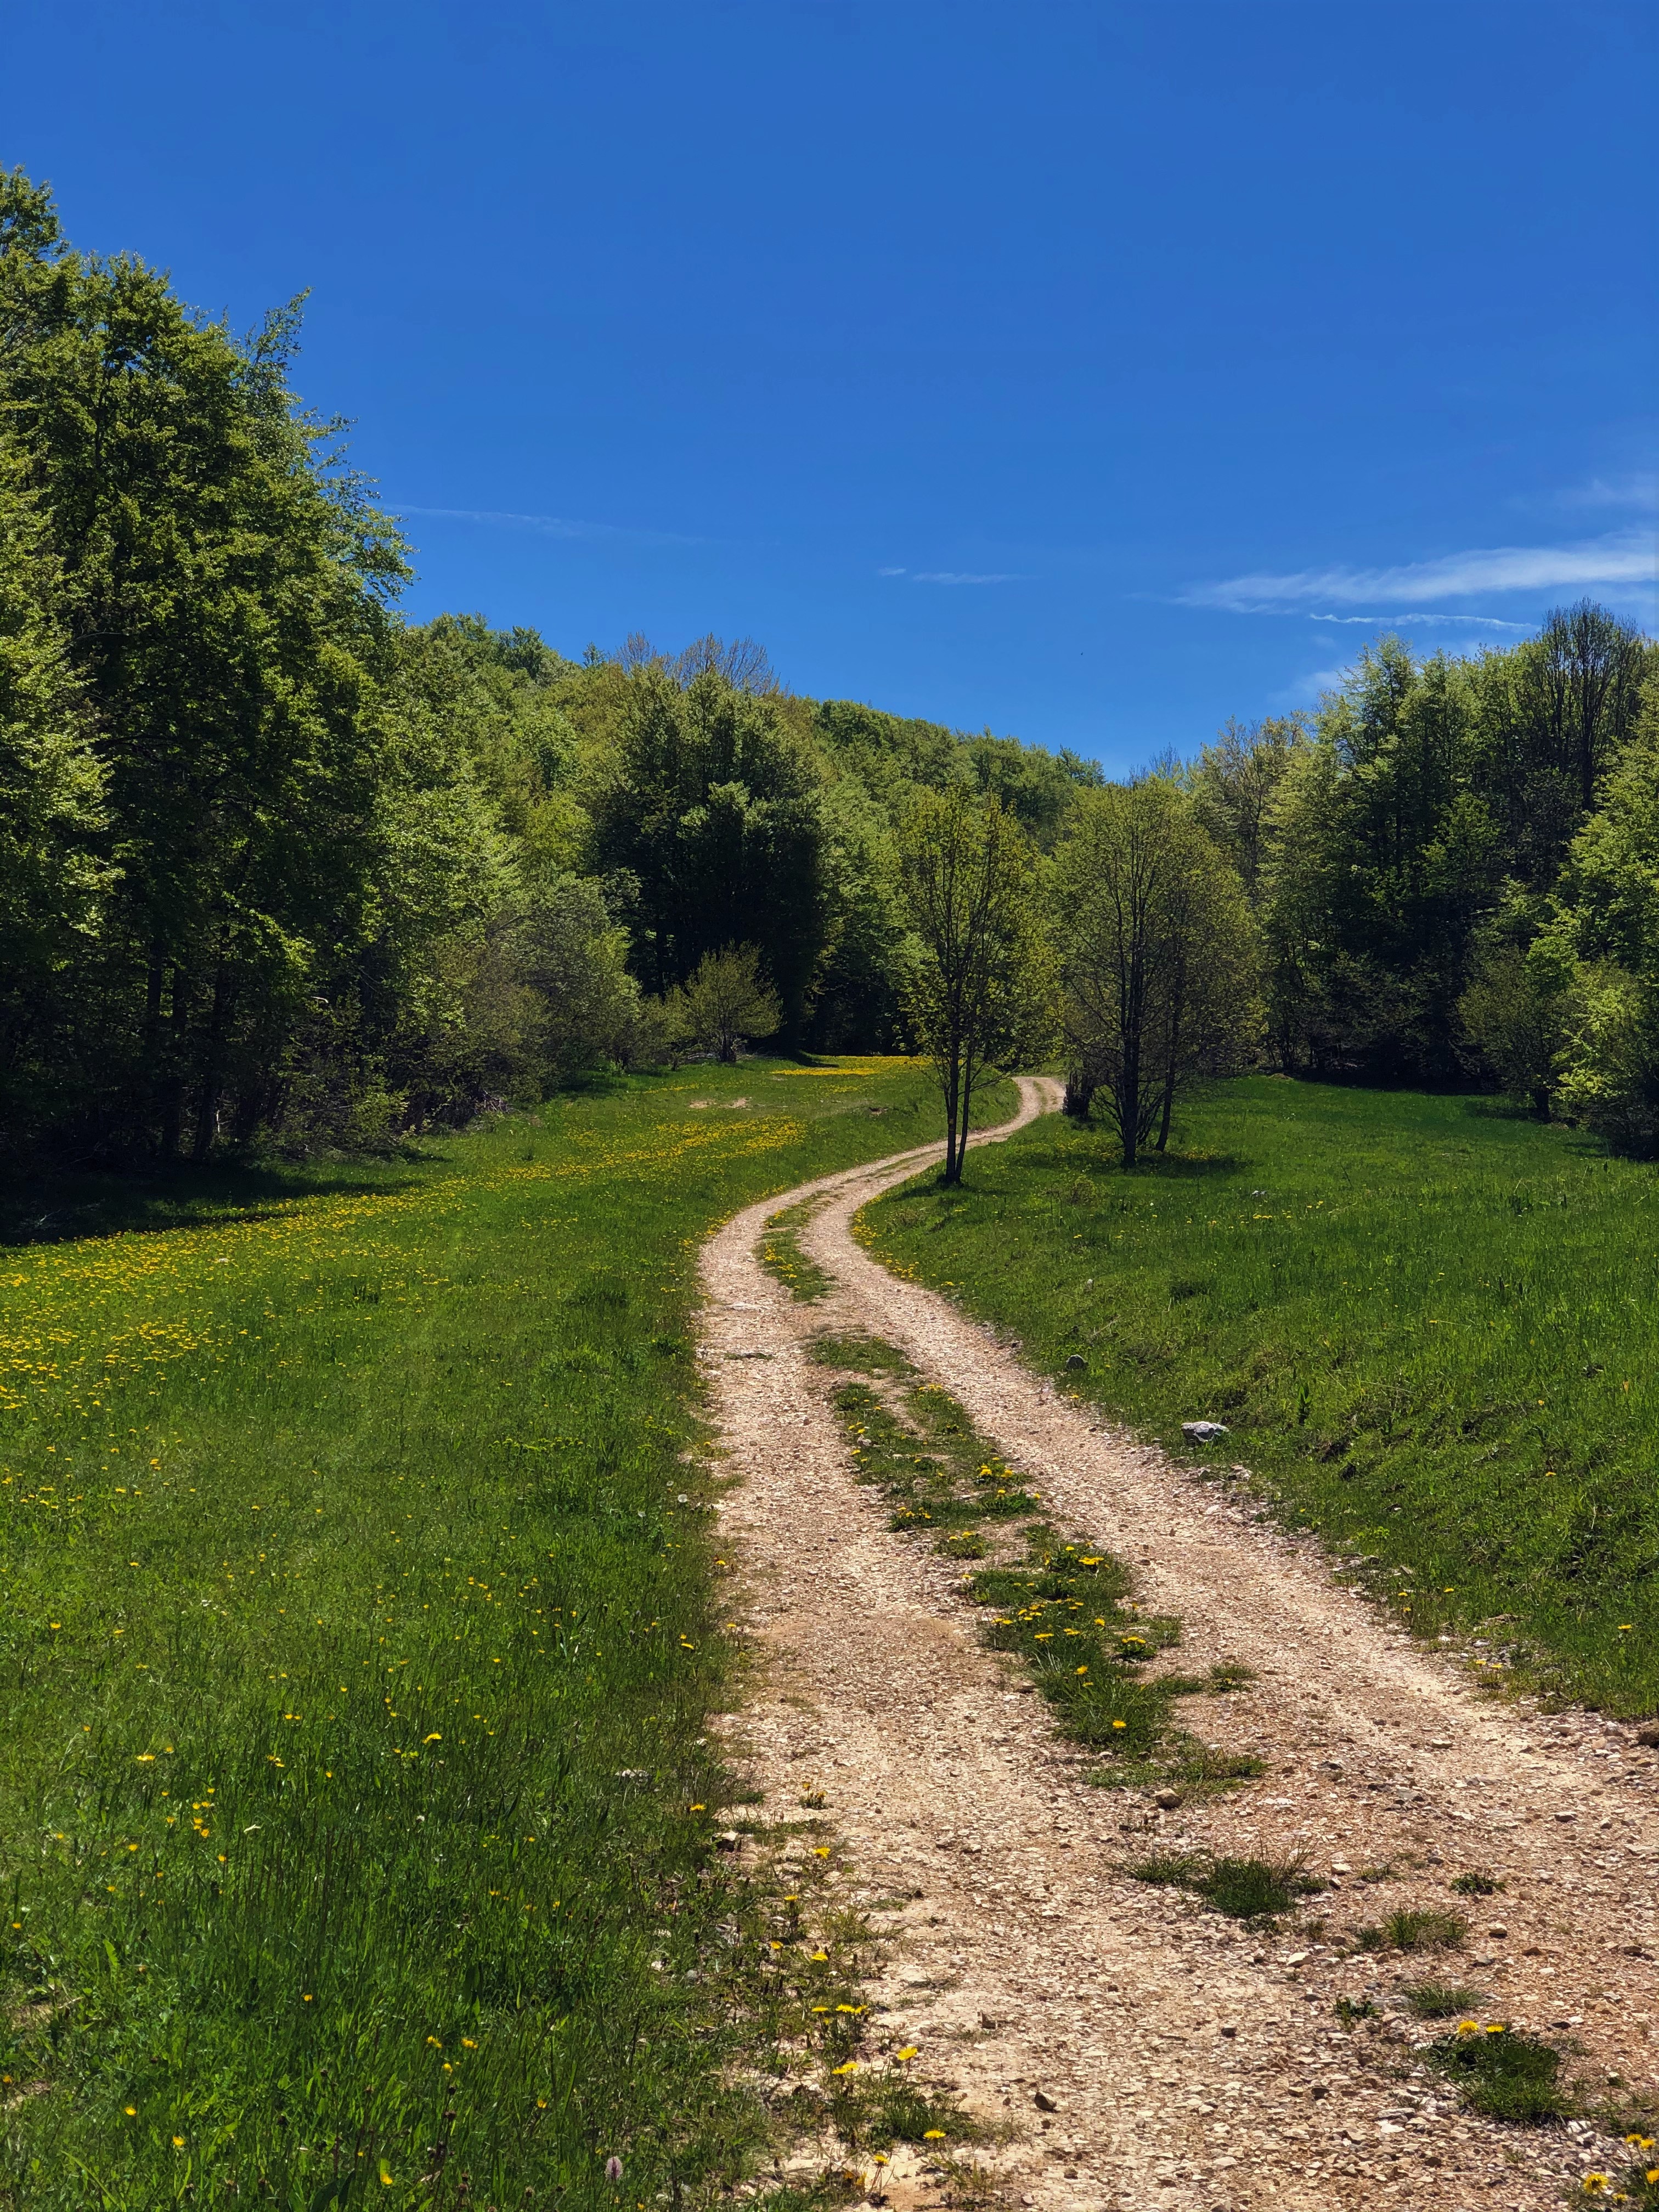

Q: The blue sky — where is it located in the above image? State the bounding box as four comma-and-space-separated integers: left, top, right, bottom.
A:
5, 0, 1655, 769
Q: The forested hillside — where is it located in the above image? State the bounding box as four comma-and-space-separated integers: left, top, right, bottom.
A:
0, 170, 1106, 1165
4, 163, 1658, 1169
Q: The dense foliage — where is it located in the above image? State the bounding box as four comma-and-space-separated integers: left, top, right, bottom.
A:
5, 164, 1657, 1165
1205, 617, 1659, 1141
0, 172, 1107, 1166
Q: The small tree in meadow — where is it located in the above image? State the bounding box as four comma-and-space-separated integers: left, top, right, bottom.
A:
1054, 778, 1260, 1165
675, 943, 781, 1062
898, 786, 1054, 1185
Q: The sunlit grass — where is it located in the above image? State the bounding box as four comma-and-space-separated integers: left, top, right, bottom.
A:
0, 1058, 951, 2208
862, 1077, 1659, 1714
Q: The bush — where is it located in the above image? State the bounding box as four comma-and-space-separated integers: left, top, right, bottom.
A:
673, 944, 781, 1062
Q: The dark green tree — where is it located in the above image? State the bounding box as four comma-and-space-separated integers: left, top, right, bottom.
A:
588, 668, 831, 1039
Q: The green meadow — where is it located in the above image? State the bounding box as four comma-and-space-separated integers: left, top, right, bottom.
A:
864, 1077, 1659, 1717
0, 1058, 951, 2209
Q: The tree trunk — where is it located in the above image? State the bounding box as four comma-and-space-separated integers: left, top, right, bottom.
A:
159, 966, 190, 1162
1116, 1066, 1139, 1168
193, 964, 231, 1161
941, 1048, 962, 1185
1154, 1063, 1176, 1152
1063, 1069, 1094, 1119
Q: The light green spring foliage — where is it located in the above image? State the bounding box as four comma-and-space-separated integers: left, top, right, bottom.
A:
866, 1076, 1659, 1716
0, 157, 1103, 1165
0, 1056, 938, 2206
1242, 620, 1656, 1086
673, 944, 782, 1063
1052, 779, 1260, 1164
896, 787, 1054, 1183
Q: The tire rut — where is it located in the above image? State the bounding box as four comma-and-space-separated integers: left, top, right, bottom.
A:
701, 1079, 1659, 2212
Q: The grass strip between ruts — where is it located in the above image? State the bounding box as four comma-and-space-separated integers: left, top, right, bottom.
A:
810, 1336, 1260, 1792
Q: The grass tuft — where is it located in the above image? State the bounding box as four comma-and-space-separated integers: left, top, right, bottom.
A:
760, 1206, 834, 1302
1129, 1850, 1320, 1920
1355, 1908, 1469, 1953
1427, 2022, 1570, 2124
1402, 1979, 1489, 2018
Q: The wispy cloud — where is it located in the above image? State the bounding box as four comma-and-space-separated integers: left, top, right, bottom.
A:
1269, 666, 1349, 709
1557, 472, 1658, 512
880, 567, 1029, 585
1307, 611, 1534, 631
400, 504, 706, 548
1183, 527, 1655, 614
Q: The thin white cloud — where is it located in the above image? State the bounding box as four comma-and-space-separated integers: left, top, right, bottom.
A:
1269, 666, 1349, 709
1184, 528, 1655, 613
400, 504, 705, 548
877, 565, 907, 576
1557, 473, 1658, 512
909, 570, 1028, 585
1307, 611, 1534, 631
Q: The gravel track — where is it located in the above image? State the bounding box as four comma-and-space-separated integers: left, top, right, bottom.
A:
701, 1079, 1659, 2212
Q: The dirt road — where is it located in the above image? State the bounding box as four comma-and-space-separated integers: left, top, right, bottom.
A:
701, 1078, 1659, 2212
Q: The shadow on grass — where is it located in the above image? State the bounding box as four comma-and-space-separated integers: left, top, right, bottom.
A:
1041, 1139, 1248, 1182
0, 1157, 434, 1250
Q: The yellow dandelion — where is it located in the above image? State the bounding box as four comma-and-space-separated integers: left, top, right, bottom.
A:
923, 2129, 946, 2141
895, 2046, 919, 2062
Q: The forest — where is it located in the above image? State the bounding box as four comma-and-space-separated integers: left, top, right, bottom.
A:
3, 162, 1658, 1170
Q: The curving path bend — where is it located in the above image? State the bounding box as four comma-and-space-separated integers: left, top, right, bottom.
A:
701, 1077, 1659, 2212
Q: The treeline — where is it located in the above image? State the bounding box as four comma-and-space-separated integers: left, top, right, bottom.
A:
6, 165, 1658, 1169
1192, 611, 1659, 1144
0, 170, 1101, 1166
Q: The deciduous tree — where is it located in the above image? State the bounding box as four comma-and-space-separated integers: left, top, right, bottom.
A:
1054, 780, 1259, 1165
675, 943, 781, 1062
898, 787, 1052, 1184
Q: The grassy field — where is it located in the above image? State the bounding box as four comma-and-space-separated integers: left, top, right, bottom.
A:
0, 1057, 970, 2210
861, 1076, 1659, 1718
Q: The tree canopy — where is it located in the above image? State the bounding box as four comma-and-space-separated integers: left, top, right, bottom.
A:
2, 165, 1655, 1166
